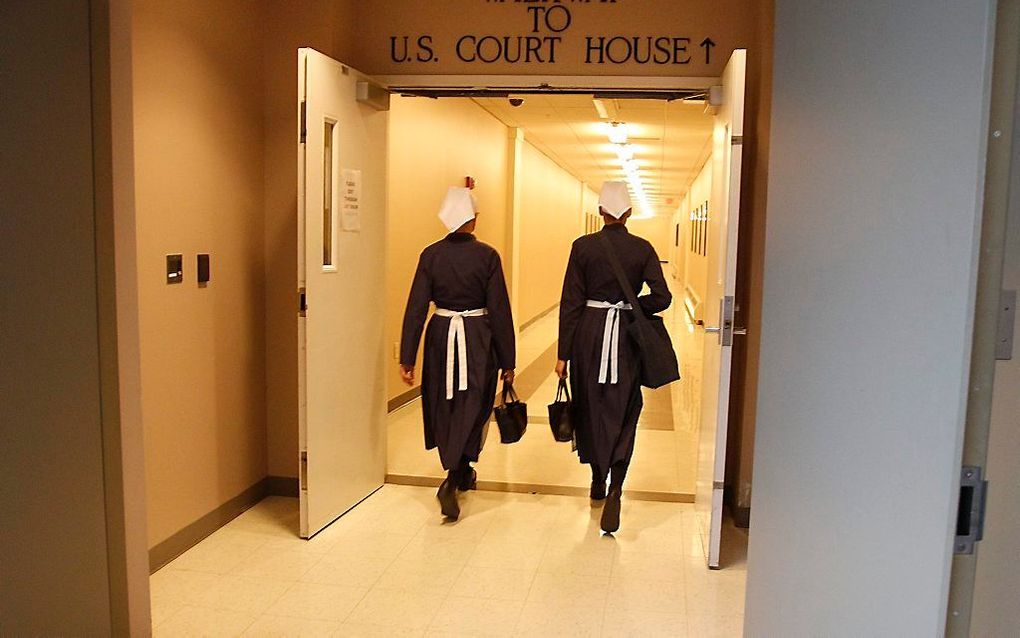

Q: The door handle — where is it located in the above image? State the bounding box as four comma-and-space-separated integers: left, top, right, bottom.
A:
704, 326, 747, 335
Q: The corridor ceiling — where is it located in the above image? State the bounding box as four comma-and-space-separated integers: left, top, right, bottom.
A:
472, 94, 714, 217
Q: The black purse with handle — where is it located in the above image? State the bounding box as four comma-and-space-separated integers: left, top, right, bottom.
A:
597, 232, 681, 389
548, 378, 574, 443
494, 382, 527, 444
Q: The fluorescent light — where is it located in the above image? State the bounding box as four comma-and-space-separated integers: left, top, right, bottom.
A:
615, 144, 634, 162
593, 98, 610, 120
608, 122, 628, 145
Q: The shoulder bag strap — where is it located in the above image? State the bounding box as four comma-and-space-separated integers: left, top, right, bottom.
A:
597, 231, 648, 325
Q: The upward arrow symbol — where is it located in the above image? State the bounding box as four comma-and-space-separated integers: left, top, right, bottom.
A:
700, 38, 716, 64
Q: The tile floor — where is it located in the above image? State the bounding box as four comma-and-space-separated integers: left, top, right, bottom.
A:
387, 279, 705, 498
151, 487, 746, 637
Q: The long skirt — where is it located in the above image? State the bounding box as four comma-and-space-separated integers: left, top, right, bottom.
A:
569, 307, 643, 472
420, 314, 498, 471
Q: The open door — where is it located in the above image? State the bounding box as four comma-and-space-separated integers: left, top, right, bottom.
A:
695, 50, 747, 568
298, 48, 389, 538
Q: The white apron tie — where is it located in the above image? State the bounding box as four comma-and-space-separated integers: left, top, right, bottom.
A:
434, 308, 489, 400
586, 300, 633, 384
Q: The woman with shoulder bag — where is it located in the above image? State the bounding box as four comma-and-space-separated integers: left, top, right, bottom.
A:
400, 187, 516, 521
555, 182, 672, 533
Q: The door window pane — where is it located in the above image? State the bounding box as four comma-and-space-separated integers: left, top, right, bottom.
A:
323, 120, 336, 267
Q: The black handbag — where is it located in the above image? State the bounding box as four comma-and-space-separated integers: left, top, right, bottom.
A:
548, 378, 574, 443
598, 232, 681, 389
494, 382, 527, 444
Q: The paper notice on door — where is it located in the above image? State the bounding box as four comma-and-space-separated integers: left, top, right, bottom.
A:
340, 168, 362, 232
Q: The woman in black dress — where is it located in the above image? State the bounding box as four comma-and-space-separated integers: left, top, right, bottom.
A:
556, 181, 672, 533
400, 187, 516, 520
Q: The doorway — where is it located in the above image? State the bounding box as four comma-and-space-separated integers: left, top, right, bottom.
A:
296, 49, 749, 570
385, 93, 714, 504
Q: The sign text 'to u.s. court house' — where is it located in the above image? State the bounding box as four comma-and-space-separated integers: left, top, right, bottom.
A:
356, 0, 757, 78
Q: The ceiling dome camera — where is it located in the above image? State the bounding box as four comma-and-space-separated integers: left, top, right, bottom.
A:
508, 97, 525, 107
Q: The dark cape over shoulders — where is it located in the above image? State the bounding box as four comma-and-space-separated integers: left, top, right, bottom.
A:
557, 224, 671, 471
399, 233, 515, 470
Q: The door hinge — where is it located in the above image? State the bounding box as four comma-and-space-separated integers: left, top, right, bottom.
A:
954, 466, 988, 554
298, 287, 307, 317
996, 289, 1015, 360
299, 100, 307, 145
299, 450, 308, 491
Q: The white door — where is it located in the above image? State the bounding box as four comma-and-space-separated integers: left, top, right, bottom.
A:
695, 50, 747, 568
298, 48, 389, 538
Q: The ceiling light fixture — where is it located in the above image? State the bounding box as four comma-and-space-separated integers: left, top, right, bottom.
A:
615, 144, 635, 162
603, 121, 653, 218
607, 122, 629, 145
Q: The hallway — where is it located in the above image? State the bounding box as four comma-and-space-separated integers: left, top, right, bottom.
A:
387, 279, 704, 500
150, 486, 746, 636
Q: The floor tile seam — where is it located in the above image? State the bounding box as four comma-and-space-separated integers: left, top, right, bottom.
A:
324, 579, 376, 626
246, 613, 347, 633
413, 544, 475, 631
179, 574, 296, 618
505, 565, 542, 635
607, 587, 691, 618
423, 593, 528, 637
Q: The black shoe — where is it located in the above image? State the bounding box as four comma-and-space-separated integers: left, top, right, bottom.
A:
457, 467, 477, 492
437, 475, 460, 520
600, 488, 621, 533
590, 478, 606, 501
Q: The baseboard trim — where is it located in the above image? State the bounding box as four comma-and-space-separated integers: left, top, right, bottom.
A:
733, 505, 751, 529
520, 302, 559, 332
388, 386, 422, 413
266, 475, 299, 497
385, 474, 694, 503
148, 478, 269, 574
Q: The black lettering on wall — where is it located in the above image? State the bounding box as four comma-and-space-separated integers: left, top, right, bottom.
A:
389, 2, 714, 68
390, 36, 409, 63
417, 36, 435, 62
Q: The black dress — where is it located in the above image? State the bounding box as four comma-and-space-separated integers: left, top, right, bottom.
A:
400, 233, 516, 471
558, 224, 672, 473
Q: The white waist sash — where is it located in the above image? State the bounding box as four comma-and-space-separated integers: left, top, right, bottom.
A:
434, 307, 488, 400
586, 300, 633, 384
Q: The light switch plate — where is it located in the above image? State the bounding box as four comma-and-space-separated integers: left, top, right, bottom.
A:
197, 253, 210, 285
166, 254, 183, 284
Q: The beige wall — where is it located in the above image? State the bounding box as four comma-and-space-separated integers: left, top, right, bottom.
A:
1, 0, 147, 631
263, 0, 358, 479
726, 0, 774, 520
385, 96, 511, 401
680, 158, 713, 319
133, 0, 269, 547
629, 215, 674, 260
518, 143, 586, 324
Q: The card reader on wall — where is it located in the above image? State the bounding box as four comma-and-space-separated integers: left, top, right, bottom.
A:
166, 254, 183, 284
197, 253, 210, 285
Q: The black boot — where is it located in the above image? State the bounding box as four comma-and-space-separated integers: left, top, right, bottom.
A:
457, 465, 477, 492
600, 487, 621, 533
590, 465, 606, 501
600, 461, 627, 533
437, 471, 460, 520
